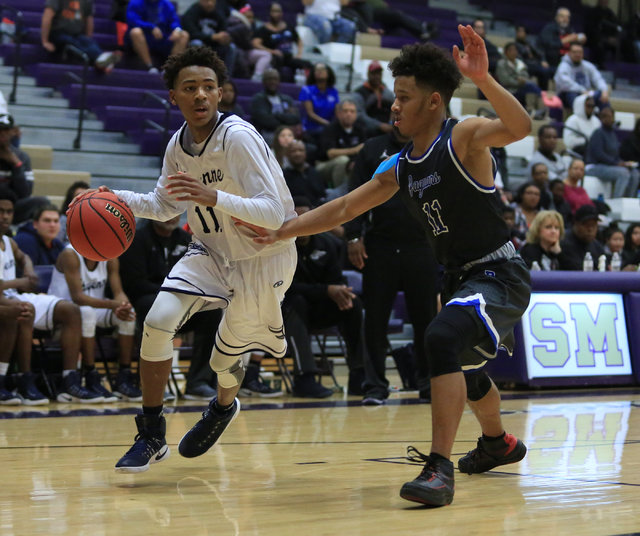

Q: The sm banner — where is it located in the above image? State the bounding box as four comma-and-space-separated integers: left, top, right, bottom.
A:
521, 293, 632, 380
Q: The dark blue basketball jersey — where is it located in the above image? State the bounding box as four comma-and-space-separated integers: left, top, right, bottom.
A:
396, 118, 510, 269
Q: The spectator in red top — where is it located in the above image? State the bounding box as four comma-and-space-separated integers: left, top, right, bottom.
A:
563, 159, 595, 214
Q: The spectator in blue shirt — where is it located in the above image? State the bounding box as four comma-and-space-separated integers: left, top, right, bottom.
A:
299, 63, 339, 135
126, 0, 190, 72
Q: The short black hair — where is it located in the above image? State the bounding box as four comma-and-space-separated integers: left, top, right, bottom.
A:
538, 124, 558, 137
549, 178, 564, 189
61, 180, 90, 213
389, 43, 462, 104
0, 186, 17, 205
162, 46, 228, 90
33, 204, 60, 221
501, 204, 515, 215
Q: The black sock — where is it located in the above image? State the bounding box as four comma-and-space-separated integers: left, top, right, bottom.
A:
482, 432, 506, 450
83, 364, 96, 373
119, 364, 131, 371
214, 398, 234, 413
143, 405, 163, 416
429, 452, 450, 463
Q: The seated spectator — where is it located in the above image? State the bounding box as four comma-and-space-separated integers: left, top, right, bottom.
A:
520, 210, 573, 270
537, 7, 587, 68
226, 3, 271, 80
218, 79, 246, 117
496, 42, 546, 119
563, 95, 601, 157
41, 0, 119, 72
344, 0, 437, 41
469, 19, 501, 74
57, 180, 90, 244
299, 63, 339, 136
511, 182, 542, 249
560, 204, 605, 270
585, 0, 623, 68
253, 2, 312, 82
603, 225, 624, 257
530, 163, 552, 209
622, 222, 640, 267
514, 25, 553, 90
302, 0, 356, 44
181, 0, 236, 75
563, 158, 595, 214
282, 196, 366, 397
271, 125, 295, 168
620, 118, 640, 163
49, 245, 142, 401
0, 295, 45, 405
529, 124, 568, 180
586, 107, 640, 198
126, 0, 189, 72
316, 98, 366, 199
111, 0, 129, 54
0, 114, 48, 224
501, 205, 519, 248
0, 187, 87, 403
283, 140, 325, 206
15, 205, 64, 266
554, 42, 610, 110
250, 68, 302, 146
352, 61, 394, 137
549, 178, 573, 227
118, 216, 219, 399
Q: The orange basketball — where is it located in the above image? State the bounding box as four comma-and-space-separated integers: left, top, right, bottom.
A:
67, 191, 136, 261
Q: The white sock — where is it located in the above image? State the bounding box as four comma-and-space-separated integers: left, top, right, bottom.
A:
0, 362, 9, 376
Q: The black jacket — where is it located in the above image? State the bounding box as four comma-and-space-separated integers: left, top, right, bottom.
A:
345, 132, 429, 245
118, 220, 191, 303
287, 233, 345, 302
250, 90, 301, 132
560, 230, 606, 271
0, 146, 33, 200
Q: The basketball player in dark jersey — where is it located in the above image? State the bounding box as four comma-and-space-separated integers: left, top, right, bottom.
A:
235, 25, 532, 507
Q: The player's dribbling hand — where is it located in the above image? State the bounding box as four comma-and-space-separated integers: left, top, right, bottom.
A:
231, 217, 278, 244
452, 24, 489, 81
67, 186, 111, 215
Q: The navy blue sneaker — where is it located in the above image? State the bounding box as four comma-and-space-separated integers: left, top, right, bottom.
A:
16, 373, 48, 405
0, 375, 21, 405
115, 414, 170, 473
178, 397, 240, 458
57, 371, 104, 403
85, 369, 118, 403
400, 447, 455, 507
112, 369, 142, 402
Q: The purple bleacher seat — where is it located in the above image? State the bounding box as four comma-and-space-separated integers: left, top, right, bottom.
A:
28, 63, 165, 90
94, 105, 185, 134
61, 83, 166, 109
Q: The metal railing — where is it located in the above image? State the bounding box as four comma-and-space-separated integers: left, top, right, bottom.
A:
142, 90, 171, 167
0, 5, 24, 103
62, 44, 89, 149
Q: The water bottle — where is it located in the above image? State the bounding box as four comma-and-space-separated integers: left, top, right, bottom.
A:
611, 251, 621, 272
531, 260, 541, 271
583, 251, 593, 271
294, 69, 306, 86
598, 254, 607, 272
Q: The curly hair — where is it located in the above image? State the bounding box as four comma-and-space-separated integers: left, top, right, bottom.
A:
389, 43, 462, 103
526, 210, 565, 244
162, 46, 228, 90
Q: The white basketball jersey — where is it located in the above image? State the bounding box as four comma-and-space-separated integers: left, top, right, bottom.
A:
48, 246, 108, 300
1, 235, 18, 298
114, 112, 296, 262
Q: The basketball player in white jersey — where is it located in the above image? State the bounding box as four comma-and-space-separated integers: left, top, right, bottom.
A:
84, 47, 297, 472
49, 246, 141, 402
0, 187, 82, 405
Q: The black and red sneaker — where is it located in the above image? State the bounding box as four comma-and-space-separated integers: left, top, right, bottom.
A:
458, 433, 527, 474
400, 447, 455, 507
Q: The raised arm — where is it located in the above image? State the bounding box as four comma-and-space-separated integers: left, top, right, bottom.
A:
452, 25, 532, 152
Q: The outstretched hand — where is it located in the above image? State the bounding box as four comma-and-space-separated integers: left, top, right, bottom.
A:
231, 217, 278, 245
452, 24, 489, 81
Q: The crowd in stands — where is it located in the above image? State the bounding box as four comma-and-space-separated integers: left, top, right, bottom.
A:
1, 0, 640, 406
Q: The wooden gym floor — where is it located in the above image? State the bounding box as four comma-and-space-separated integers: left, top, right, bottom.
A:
0, 370, 639, 536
